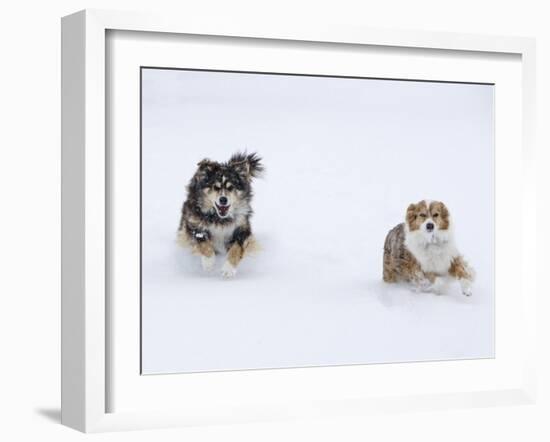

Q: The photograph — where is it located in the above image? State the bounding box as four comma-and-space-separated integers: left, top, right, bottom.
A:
140, 67, 494, 374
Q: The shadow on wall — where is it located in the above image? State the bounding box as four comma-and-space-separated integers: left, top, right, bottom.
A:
34, 408, 60, 424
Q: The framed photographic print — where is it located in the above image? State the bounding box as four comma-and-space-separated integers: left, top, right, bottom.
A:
61, 9, 538, 432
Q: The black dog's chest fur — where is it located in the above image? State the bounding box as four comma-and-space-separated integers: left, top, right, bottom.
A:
207, 221, 241, 253
180, 201, 252, 253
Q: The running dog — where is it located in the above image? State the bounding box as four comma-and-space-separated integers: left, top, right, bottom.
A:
383, 200, 474, 296
177, 152, 263, 278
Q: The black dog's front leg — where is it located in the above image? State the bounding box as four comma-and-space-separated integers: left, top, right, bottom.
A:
185, 224, 216, 272
222, 226, 252, 278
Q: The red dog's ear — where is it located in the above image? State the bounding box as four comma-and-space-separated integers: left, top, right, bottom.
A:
406, 203, 417, 225
439, 202, 450, 219
437, 202, 451, 229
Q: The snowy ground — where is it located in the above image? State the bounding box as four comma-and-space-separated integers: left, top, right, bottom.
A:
141, 69, 495, 374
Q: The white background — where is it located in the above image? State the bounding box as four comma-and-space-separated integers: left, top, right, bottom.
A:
141, 69, 494, 374
0, 1, 549, 441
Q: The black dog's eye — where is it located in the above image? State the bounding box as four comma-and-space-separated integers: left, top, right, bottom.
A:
419, 213, 427, 218
226, 185, 233, 191
433, 213, 439, 218
213, 185, 221, 191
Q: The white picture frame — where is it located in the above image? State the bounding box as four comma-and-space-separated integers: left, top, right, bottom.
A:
61, 9, 537, 433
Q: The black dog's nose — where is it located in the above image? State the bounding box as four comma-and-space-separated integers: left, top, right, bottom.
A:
426, 222, 434, 231
219, 196, 228, 206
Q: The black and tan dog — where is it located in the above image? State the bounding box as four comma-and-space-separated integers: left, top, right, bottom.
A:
177, 152, 263, 278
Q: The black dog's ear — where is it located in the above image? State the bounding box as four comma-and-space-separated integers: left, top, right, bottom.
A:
197, 158, 213, 170
231, 158, 250, 178
229, 152, 264, 180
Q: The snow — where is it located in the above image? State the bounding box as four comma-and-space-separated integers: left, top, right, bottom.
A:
141, 69, 495, 374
